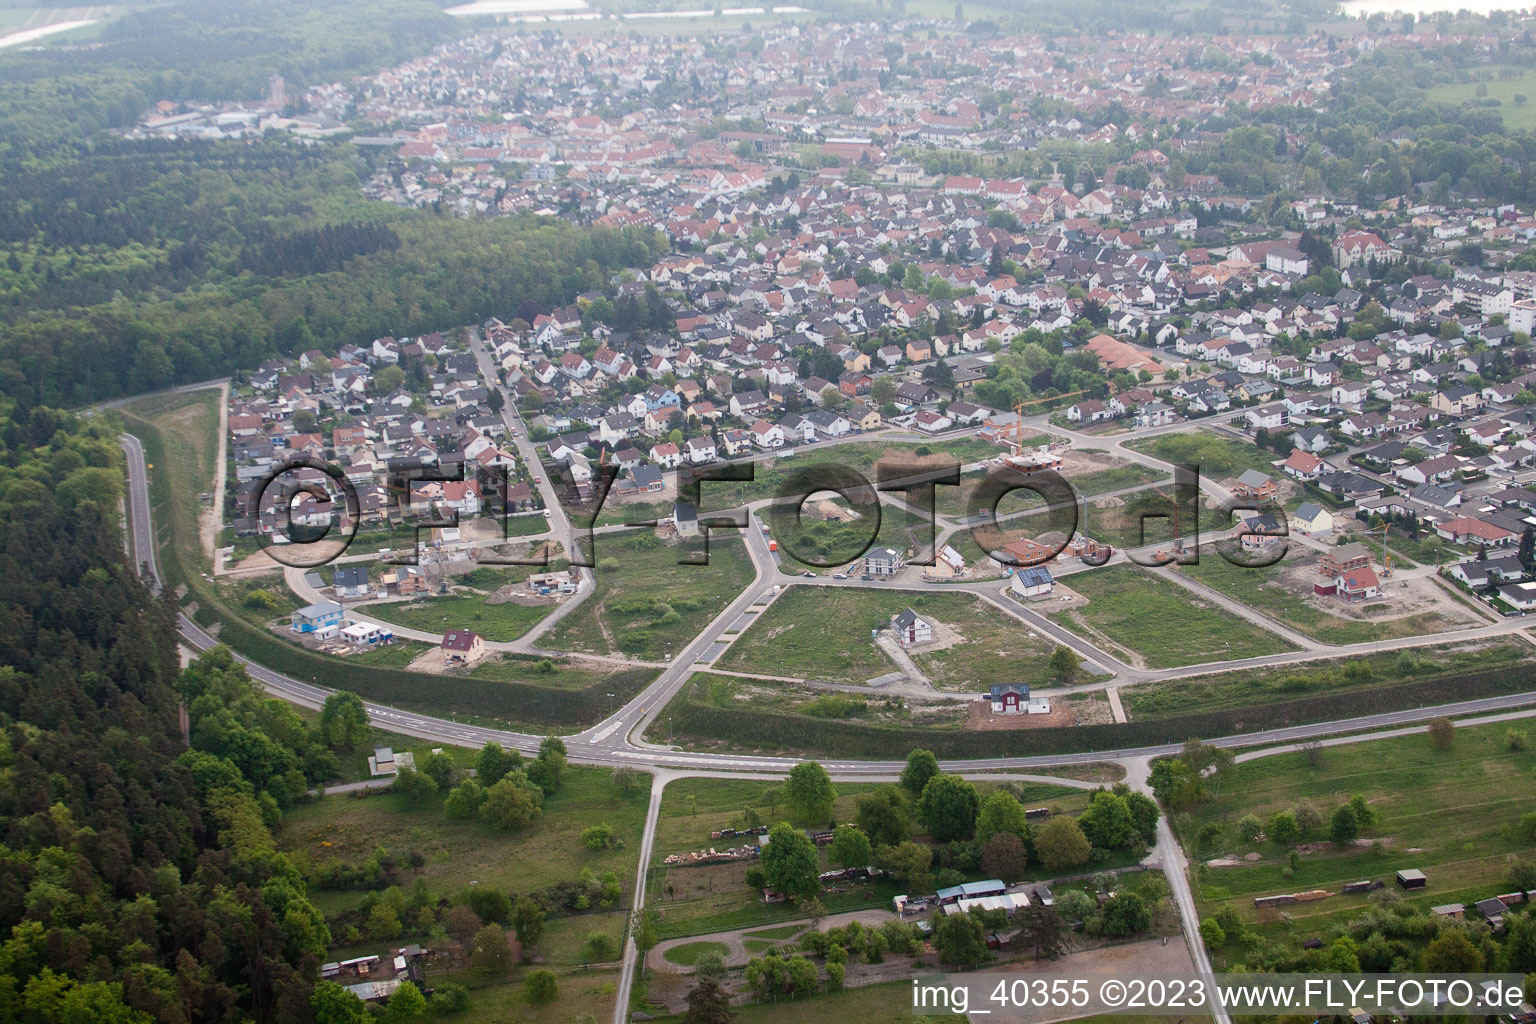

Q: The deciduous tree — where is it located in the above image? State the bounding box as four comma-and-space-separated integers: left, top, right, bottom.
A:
784, 761, 837, 823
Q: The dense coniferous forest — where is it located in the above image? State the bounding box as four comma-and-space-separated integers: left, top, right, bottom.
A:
0, 407, 359, 1023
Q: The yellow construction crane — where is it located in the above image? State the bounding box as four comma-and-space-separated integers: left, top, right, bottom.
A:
1002, 390, 1091, 453
1362, 522, 1394, 577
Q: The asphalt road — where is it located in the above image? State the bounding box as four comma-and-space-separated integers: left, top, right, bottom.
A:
120, 431, 1536, 772
118, 405, 1536, 1024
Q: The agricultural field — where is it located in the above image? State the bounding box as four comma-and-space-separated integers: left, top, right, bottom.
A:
1048, 565, 1298, 669
1183, 720, 1536, 956
714, 586, 1057, 687
547, 530, 756, 660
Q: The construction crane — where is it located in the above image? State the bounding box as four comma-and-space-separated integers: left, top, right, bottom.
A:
1362, 522, 1394, 577
1001, 390, 1091, 454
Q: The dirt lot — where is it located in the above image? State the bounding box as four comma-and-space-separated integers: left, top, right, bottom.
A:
965, 690, 1115, 729
1268, 548, 1478, 626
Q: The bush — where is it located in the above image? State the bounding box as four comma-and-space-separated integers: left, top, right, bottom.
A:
582, 932, 617, 963
1237, 813, 1264, 843
525, 969, 558, 1002
581, 823, 617, 849
429, 982, 469, 1014
1199, 918, 1226, 950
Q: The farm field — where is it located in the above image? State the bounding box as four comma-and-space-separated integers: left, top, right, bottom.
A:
714, 585, 1056, 687
1048, 564, 1297, 669
547, 531, 755, 660
1183, 720, 1536, 958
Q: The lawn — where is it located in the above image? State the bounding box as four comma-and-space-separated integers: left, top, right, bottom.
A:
1121, 637, 1534, 721
119, 388, 221, 577
771, 499, 919, 574
1072, 461, 1167, 497
662, 940, 728, 966
214, 571, 304, 631
1178, 551, 1459, 645
1049, 565, 1298, 669
466, 654, 656, 693
547, 530, 756, 660
505, 512, 551, 536
714, 586, 1057, 687
278, 764, 650, 902
1183, 720, 1536, 957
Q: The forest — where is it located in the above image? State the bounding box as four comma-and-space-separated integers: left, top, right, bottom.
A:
0, 406, 371, 1022
0, 0, 673, 408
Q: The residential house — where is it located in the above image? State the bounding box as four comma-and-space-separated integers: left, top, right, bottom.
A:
893, 607, 934, 647
440, 629, 486, 665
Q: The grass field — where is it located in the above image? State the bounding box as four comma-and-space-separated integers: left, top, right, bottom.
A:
365, 589, 554, 642
695, 437, 1002, 513
715, 586, 1057, 687
1178, 553, 1458, 645
548, 531, 755, 660
431, 965, 619, 1024
1424, 64, 1536, 133
1122, 637, 1534, 721
648, 775, 1096, 940
1125, 433, 1279, 481
280, 764, 650, 900
682, 673, 970, 731
1184, 719, 1536, 958
338, 638, 434, 667
1078, 488, 1228, 551
1050, 565, 1297, 669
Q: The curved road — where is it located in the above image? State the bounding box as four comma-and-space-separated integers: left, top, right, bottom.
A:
121, 430, 1536, 771
121, 414, 1536, 1024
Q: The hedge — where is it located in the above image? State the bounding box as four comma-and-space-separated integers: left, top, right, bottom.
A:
665, 665, 1536, 760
